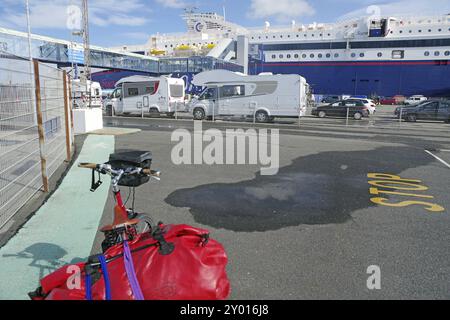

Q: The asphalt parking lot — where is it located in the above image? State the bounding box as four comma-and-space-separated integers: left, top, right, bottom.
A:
90, 114, 450, 299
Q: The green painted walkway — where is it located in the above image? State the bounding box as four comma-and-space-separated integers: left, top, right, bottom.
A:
0, 135, 114, 300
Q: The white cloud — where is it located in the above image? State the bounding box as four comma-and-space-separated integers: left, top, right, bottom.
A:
121, 32, 151, 41
0, 0, 151, 30
248, 0, 315, 22
155, 0, 188, 9
339, 0, 450, 21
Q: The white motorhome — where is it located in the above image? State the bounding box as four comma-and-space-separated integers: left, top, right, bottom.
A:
105, 75, 185, 116
72, 79, 103, 109
188, 70, 308, 122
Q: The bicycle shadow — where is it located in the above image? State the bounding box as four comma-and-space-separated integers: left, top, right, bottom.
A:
2, 243, 85, 281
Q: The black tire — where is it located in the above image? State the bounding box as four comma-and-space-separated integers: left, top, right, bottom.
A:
406, 114, 417, 122
149, 108, 160, 117
255, 110, 269, 123
318, 111, 326, 118
193, 108, 206, 120
105, 105, 113, 116
353, 112, 363, 120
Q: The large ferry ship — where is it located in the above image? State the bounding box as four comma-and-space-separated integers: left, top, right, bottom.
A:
107, 9, 450, 97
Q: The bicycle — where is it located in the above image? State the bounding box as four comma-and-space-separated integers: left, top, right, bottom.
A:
78, 151, 161, 253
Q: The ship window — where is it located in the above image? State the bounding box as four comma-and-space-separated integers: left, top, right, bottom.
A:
377, 52, 383, 57
392, 50, 405, 59
399, 30, 403, 34
310, 54, 314, 58
438, 29, 442, 32
428, 29, 432, 32
318, 53, 323, 58
287, 54, 291, 58
326, 53, 331, 58
351, 53, 356, 58
294, 54, 299, 58
418, 30, 422, 32
360, 53, 365, 57
320, 34, 323, 37
302, 54, 307, 58
279, 54, 284, 58
434, 51, 440, 56
445, 51, 450, 56
334, 53, 339, 58
409, 30, 412, 33
296, 35, 299, 37
424, 51, 430, 56
272, 54, 276, 59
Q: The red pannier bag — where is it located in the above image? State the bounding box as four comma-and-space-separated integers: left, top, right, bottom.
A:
29, 224, 230, 300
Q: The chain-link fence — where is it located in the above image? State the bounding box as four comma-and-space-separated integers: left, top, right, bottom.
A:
0, 55, 73, 229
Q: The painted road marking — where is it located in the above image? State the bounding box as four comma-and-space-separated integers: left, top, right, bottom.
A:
425, 150, 450, 169
0, 134, 114, 300
367, 173, 445, 213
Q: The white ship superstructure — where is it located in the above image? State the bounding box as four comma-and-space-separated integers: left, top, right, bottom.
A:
109, 10, 450, 97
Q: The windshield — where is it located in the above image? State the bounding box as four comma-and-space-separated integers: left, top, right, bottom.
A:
113, 88, 122, 99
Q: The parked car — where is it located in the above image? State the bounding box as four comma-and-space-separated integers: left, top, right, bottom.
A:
380, 97, 397, 105
348, 98, 377, 114
395, 100, 450, 122
393, 95, 406, 104
404, 95, 428, 105
321, 95, 341, 104
104, 75, 185, 117
312, 100, 370, 120
188, 70, 308, 122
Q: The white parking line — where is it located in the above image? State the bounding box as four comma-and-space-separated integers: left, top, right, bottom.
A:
425, 150, 450, 169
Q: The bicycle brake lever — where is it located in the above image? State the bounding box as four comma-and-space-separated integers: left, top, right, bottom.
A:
90, 169, 103, 192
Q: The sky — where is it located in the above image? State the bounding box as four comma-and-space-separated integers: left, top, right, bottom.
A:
1, 0, 450, 47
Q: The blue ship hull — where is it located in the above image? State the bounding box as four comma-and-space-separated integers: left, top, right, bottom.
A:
249, 60, 450, 97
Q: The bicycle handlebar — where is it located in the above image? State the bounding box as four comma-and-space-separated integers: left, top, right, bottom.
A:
78, 163, 161, 178
78, 163, 98, 169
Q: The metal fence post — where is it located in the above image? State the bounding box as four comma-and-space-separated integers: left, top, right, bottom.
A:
346, 107, 350, 126
33, 59, 49, 193
63, 70, 72, 162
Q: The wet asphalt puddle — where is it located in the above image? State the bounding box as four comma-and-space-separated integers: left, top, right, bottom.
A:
165, 146, 434, 232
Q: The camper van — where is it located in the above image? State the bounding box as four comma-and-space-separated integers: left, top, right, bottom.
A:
72, 79, 103, 109
105, 75, 185, 116
188, 70, 308, 123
